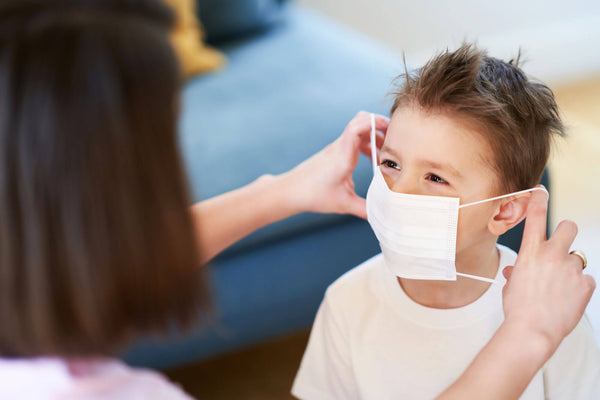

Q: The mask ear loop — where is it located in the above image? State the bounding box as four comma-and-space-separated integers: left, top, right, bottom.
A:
370, 113, 378, 173
454, 186, 548, 285
458, 186, 549, 209
455, 271, 500, 284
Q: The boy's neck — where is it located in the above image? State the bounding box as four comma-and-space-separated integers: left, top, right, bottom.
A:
398, 239, 500, 309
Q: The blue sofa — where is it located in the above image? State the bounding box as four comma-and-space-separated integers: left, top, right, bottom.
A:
122, 2, 548, 369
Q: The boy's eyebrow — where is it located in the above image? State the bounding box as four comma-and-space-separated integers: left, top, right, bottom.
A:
420, 160, 463, 179
380, 145, 464, 179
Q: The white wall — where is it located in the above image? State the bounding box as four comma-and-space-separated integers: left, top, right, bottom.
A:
297, 0, 600, 85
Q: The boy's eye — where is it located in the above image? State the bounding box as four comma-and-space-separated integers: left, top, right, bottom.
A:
427, 174, 448, 184
381, 160, 400, 170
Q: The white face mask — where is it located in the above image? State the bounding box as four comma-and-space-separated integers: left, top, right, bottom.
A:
366, 114, 547, 284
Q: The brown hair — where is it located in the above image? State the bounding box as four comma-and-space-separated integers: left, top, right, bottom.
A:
391, 43, 564, 193
0, 0, 211, 358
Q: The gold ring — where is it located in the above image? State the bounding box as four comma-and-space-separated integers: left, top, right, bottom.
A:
570, 250, 587, 270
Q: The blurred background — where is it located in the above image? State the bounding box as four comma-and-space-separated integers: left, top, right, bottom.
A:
154, 0, 600, 398
298, 0, 600, 84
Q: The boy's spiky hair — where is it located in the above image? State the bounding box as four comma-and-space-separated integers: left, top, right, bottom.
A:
391, 43, 564, 193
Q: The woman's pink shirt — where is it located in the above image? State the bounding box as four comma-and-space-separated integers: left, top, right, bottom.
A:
0, 357, 194, 399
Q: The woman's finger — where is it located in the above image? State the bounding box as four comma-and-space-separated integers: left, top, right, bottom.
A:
550, 220, 578, 253
520, 187, 549, 251
360, 133, 385, 159
345, 112, 389, 141
373, 114, 390, 133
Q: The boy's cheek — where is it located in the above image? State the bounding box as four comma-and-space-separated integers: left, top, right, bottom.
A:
456, 206, 497, 251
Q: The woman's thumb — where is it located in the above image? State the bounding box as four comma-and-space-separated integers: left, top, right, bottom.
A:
346, 194, 367, 220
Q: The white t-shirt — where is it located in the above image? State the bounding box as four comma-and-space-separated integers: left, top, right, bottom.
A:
292, 245, 600, 400
0, 357, 194, 400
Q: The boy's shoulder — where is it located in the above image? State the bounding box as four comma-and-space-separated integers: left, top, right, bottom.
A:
497, 243, 517, 267
542, 314, 600, 398
324, 253, 388, 304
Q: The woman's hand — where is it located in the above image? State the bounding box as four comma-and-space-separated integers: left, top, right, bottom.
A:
191, 111, 388, 263
281, 111, 389, 219
437, 188, 595, 400
501, 187, 595, 356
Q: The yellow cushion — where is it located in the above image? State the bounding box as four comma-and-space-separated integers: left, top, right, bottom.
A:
163, 0, 225, 78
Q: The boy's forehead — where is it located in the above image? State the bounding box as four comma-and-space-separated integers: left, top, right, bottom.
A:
384, 107, 496, 177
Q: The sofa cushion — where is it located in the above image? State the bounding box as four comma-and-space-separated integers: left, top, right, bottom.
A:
178, 4, 403, 258
197, 0, 285, 43
123, 217, 380, 369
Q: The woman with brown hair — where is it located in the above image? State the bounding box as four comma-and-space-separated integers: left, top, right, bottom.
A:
0, 0, 593, 399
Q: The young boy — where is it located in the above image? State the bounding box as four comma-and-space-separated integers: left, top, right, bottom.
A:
292, 44, 600, 399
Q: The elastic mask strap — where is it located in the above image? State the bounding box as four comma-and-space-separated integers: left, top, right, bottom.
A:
458, 186, 549, 209
456, 272, 500, 284
370, 113, 378, 173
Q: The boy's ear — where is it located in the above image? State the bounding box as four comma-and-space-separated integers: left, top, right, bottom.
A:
488, 195, 531, 236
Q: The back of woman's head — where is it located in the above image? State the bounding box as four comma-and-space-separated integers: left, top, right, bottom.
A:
0, 0, 210, 358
